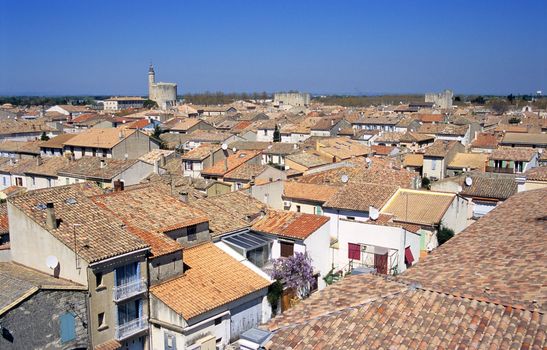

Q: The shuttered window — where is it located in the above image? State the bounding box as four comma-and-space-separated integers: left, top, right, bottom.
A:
280, 241, 294, 257
348, 243, 361, 260
60, 312, 76, 343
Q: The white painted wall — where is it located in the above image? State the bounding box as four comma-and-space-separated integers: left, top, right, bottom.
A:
303, 221, 331, 290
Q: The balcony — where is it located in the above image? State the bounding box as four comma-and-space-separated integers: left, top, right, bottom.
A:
115, 317, 148, 341
486, 166, 515, 174
113, 278, 147, 302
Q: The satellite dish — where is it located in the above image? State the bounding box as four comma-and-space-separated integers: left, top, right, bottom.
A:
465, 176, 473, 186
221, 143, 228, 151
341, 174, 349, 183
46, 255, 59, 269
232, 147, 237, 153
369, 206, 380, 220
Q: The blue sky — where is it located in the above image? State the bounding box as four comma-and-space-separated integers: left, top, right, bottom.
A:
1, 0, 546, 95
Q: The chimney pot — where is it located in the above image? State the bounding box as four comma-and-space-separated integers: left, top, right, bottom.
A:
179, 191, 189, 203
100, 159, 106, 168
46, 202, 58, 229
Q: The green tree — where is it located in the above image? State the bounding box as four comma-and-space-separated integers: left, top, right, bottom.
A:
421, 176, 431, 189
437, 225, 454, 245
143, 99, 158, 109
273, 124, 281, 142
40, 132, 50, 141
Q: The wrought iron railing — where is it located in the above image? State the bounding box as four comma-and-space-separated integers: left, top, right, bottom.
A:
112, 278, 147, 302
115, 317, 148, 340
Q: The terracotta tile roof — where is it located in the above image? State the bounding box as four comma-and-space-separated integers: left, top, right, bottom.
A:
371, 144, 395, 156
185, 129, 234, 143
168, 118, 201, 131
94, 339, 121, 350
0, 203, 8, 234
266, 274, 406, 330
224, 163, 268, 181
201, 150, 260, 176
265, 276, 546, 349
501, 132, 547, 147
283, 182, 340, 203
24, 156, 71, 177
92, 185, 208, 256
57, 157, 140, 180
323, 183, 398, 211
125, 118, 150, 129
403, 153, 423, 167
297, 165, 419, 189
262, 143, 299, 155
189, 191, 267, 237
63, 128, 137, 148
0, 140, 43, 154
252, 210, 329, 240
150, 242, 270, 320
471, 132, 500, 149
417, 113, 444, 123
490, 147, 538, 162
9, 184, 150, 263
448, 152, 488, 170
460, 175, 517, 200
417, 123, 468, 136
400, 188, 547, 309
138, 149, 174, 164
0, 262, 85, 315
381, 189, 456, 226
400, 131, 435, 143
264, 189, 547, 349
316, 138, 371, 160
285, 152, 330, 168
40, 133, 78, 149
374, 132, 405, 143
355, 115, 400, 125
525, 167, 547, 181
0, 158, 38, 175
424, 139, 460, 157
310, 116, 343, 131
0, 119, 55, 136
181, 143, 219, 161
229, 141, 271, 151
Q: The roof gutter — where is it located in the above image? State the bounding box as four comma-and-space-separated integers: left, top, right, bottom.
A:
89, 247, 150, 267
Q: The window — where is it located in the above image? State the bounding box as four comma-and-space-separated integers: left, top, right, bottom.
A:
117, 299, 141, 326
348, 243, 361, 260
280, 241, 294, 257
102, 149, 107, 157
214, 317, 222, 325
346, 216, 355, 221
15, 177, 23, 187
60, 312, 76, 343
2, 177, 6, 186
115, 262, 139, 287
65, 178, 70, 185
47, 178, 52, 187
315, 206, 323, 215
165, 333, 176, 349
431, 159, 437, 170
296, 205, 301, 213
96, 272, 103, 288
92, 148, 97, 157
263, 130, 267, 135
31, 176, 36, 186
97, 312, 105, 329
187, 226, 197, 241
184, 161, 193, 171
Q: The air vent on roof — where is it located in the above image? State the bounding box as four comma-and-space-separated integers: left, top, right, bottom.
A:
36, 203, 47, 210
65, 198, 78, 205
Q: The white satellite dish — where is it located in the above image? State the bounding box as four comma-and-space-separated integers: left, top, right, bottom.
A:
369, 206, 380, 220
221, 143, 228, 151
232, 147, 237, 153
46, 255, 59, 269
341, 174, 349, 183
465, 176, 473, 186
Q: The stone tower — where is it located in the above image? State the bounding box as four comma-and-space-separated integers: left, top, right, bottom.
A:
148, 64, 155, 99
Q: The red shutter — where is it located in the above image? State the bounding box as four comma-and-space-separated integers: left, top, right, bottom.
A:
348, 243, 361, 260
374, 253, 388, 274
405, 246, 415, 266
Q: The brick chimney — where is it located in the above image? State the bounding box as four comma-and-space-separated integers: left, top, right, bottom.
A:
46, 202, 58, 229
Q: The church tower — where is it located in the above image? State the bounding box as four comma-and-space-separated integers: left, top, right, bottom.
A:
148, 64, 155, 99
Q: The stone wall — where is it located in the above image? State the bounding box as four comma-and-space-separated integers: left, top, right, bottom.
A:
0, 289, 89, 349
274, 92, 310, 107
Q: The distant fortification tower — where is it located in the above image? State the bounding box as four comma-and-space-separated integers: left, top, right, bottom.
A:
147, 64, 177, 110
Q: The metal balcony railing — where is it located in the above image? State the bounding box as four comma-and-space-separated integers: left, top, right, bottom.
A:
112, 278, 147, 302
115, 317, 148, 341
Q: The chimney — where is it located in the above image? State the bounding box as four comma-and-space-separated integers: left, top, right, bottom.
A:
118, 131, 124, 140
154, 160, 160, 174
46, 202, 58, 229
331, 119, 334, 126
224, 157, 228, 172
36, 156, 43, 166
179, 191, 188, 203
113, 180, 124, 191
160, 154, 166, 167
100, 159, 106, 169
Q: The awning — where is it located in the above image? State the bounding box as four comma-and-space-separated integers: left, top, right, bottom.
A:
405, 246, 415, 266
222, 231, 272, 252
